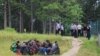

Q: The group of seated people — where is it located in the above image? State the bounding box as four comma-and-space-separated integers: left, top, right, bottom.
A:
10, 39, 60, 55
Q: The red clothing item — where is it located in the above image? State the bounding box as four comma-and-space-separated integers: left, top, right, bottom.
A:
16, 49, 21, 56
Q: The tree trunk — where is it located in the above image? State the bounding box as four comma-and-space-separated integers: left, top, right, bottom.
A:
53, 21, 56, 34
19, 10, 22, 32
43, 21, 46, 34
49, 19, 52, 34
19, 0, 23, 32
31, 1, 34, 32
4, 1, 7, 29
8, 0, 11, 27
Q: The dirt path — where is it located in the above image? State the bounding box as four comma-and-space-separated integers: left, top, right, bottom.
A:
61, 38, 82, 56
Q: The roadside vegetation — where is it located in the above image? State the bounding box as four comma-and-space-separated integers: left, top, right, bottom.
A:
77, 37, 100, 56
0, 29, 72, 56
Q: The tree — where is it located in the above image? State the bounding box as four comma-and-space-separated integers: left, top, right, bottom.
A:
8, 0, 11, 27
0, 0, 84, 35
30, 0, 33, 32
77, 0, 99, 22
4, 0, 7, 29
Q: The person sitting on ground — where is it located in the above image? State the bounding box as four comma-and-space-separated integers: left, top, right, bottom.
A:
45, 40, 52, 48
28, 40, 38, 55
38, 42, 48, 55
20, 42, 29, 55
15, 41, 21, 55
11, 39, 60, 55
45, 40, 53, 55
32, 39, 39, 54
50, 41, 60, 55
10, 41, 22, 56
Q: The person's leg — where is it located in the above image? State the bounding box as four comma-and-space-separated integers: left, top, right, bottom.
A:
83, 31, 87, 37
74, 30, 78, 38
78, 30, 79, 36
71, 30, 73, 36
16, 49, 21, 56
87, 32, 91, 40
73, 30, 76, 38
43, 48, 48, 55
78, 30, 81, 36
80, 30, 82, 36
56, 48, 60, 54
38, 47, 44, 55
56, 30, 58, 35
76, 30, 78, 38
58, 29, 60, 34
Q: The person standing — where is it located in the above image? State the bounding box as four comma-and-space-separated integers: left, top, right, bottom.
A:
77, 24, 82, 36
72, 23, 78, 38
55, 22, 61, 35
83, 24, 87, 37
86, 24, 91, 40
61, 24, 64, 36
70, 23, 74, 36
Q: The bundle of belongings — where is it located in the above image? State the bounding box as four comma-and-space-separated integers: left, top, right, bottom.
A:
10, 39, 60, 55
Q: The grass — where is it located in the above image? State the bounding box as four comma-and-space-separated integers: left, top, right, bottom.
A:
0, 31, 72, 56
77, 37, 100, 56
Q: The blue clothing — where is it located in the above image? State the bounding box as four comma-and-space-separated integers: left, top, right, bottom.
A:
39, 47, 48, 55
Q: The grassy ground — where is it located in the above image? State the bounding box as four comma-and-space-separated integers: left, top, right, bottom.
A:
0, 31, 72, 56
77, 37, 100, 56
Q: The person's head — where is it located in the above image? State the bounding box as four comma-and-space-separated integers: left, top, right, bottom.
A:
55, 41, 57, 43
61, 23, 63, 26
46, 40, 50, 43
25, 42, 28, 45
16, 41, 20, 44
42, 42, 46, 47
23, 42, 28, 46
29, 43, 32, 46
36, 40, 39, 43
19, 42, 26, 47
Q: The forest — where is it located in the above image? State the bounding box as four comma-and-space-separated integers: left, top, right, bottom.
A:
0, 0, 100, 34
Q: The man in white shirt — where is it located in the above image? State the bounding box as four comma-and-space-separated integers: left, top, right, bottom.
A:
72, 24, 78, 38
56, 22, 61, 34
70, 24, 74, 36
77, 24, 82, 36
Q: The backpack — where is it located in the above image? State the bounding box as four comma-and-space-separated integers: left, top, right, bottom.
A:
10, 42, 17, 53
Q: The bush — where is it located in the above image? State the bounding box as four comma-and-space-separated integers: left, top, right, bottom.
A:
1, 27, 17, 33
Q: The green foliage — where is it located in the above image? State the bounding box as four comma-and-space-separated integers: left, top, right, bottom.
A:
64, 0, 83, 21
0, 0, 84, 34
35, 0, 83, 23
43, 2, 61, 10
2, 27, 16, 32
77, 37, 100, 56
